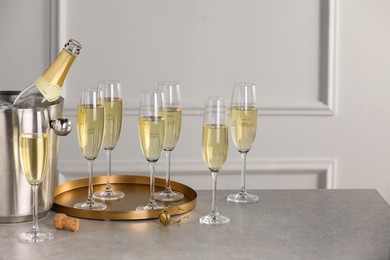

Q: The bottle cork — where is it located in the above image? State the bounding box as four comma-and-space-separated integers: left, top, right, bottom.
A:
53, 213, 80, 232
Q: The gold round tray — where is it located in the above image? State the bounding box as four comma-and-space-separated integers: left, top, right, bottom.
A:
52, 175, 197, 220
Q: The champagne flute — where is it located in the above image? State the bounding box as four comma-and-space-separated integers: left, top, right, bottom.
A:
93, 80, 125, 200
18, 108, 53, 243
74, 88, 107, 210
199, 97, 230, 224
154, 81, 184, 202
227, 83, 259, 203
136, 90, 166, 210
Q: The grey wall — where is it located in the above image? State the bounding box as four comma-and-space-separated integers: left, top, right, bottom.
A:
1, 0, 390, 202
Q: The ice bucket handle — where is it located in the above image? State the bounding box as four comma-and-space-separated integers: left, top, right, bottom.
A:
50, 117, 72, 136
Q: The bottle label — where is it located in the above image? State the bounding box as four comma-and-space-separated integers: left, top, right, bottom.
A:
35, 76, 61, 102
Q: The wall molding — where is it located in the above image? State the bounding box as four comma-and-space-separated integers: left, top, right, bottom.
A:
53, 0, 337, 117
58, 158, 336, 189
62, 99, 334, 117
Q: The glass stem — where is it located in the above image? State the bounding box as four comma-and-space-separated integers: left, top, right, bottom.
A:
105, 149, 113, 193
240, 152, 248, 194
32, 184, 39, 234
149, 161, 157, 205
165, 150, 172, 192
211, 171, 218, 215
87, 160, 95, 204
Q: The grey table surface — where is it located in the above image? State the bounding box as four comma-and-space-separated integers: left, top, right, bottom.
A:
0, 189, 389, 260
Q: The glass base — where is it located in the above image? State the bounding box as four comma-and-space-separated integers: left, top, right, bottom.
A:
227, 191, 259, 203
74, 201, 107, 210
18, 231, 53, 243
199, 211, 230, 224
154, 190, 184, 202
136, 202, 165, 211
93, 190, 125, 201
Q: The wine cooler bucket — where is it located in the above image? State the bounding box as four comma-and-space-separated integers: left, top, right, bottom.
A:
0, 91, 66, 223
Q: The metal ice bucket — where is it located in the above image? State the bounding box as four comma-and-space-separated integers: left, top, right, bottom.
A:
0, 91, 69, 223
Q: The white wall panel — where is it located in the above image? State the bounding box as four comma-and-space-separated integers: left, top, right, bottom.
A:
52, 0, 338, 190
54, 0, 335, 116
59, 159, 335, 190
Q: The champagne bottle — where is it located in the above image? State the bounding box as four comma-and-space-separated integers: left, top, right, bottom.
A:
13, 39, 82, 108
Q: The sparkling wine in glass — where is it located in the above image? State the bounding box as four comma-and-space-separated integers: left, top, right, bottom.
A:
93, 80, 125, 200
154, 81, 184, 202
136, 90, 166, 211
227, 83, 259, 203
18, 108, 53, 243
74, 88, 107, 210
199, 97, 230, 224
